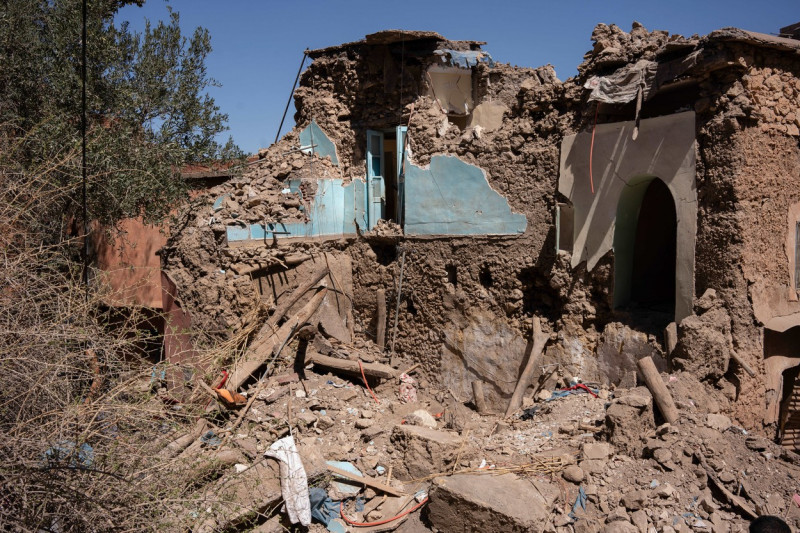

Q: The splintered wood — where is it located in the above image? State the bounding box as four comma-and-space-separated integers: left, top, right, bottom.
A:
415, 453, 573, 482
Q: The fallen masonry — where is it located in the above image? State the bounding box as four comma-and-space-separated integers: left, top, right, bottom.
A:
92, 20, 800, 533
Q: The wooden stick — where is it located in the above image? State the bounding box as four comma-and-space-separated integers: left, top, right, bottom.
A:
730, 350, 756, 378
376, 289, 387, 350
472, 380, 488, 414
505, 316, 548, 418
695, 453, 757, 519
398, 363, 420, 379
307, 352, 397, 380
637, 356, 679, 424
228, 288, 328, 391
326, 464, 406, 497
83, 349, 103, 404
159, 418, 209, 459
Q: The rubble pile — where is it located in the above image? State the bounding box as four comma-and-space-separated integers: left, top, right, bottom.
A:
143, 292, 800, 531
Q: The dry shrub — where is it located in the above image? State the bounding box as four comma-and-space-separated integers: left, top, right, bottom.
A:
0, 151, 208, 531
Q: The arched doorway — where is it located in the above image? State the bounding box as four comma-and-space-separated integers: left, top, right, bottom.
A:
613, 177, 677, 320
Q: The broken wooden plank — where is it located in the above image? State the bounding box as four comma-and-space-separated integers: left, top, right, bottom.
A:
262, 266, 329, 335
730, 349, 756, 378
637, 356, 679, 424
505, 316, 548, 418
326, 464, 406, 497
695, 452, 757, 519
228, 287, 328, 391
376, 289, 387, 350
159, 418, 209, 459
472, 380, 488, 414
307, 352, 397, 380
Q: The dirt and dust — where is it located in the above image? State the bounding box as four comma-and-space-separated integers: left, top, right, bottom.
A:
151, 319, 800, 532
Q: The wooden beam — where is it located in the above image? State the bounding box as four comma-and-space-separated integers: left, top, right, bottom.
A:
326, 464, 406, 497
263, 266, 330, 334
472, 380, 488, 414
637, 356, 679, 424
307, 352, 397, 380
376, 289, 387, 350
228, 287, 328, 391
505, 316, 548, 418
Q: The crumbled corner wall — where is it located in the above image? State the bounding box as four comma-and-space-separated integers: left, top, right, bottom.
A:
691, 40, 800, 430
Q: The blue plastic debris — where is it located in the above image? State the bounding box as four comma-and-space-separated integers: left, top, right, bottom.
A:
433, 49, 495, 69
309, 487, 341, 526
200, 430, 222, 448
546, 385, 600, 402
44, 441, 94, 468
568, 486, 587, 520
326, 461, 364, 495
150, 365, 166, 387
212, 194, 229, 212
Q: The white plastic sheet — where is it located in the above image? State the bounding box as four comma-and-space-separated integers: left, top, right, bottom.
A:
264, 435, 311, 526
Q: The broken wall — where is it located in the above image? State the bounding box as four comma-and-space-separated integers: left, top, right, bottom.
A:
162, 25, 800, 433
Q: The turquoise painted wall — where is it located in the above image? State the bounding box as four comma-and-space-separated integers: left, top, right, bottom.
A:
404, 155, 527, 236
299, 120, 339, 166
225, 155, 527, 243
225, 178, 366, 242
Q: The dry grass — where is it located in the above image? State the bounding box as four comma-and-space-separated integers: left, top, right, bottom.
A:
0, 149, 228, 532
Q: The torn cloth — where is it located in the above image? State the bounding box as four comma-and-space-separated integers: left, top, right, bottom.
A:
584, 59, 657, 140
264, 436, 311, 526
309, 487, 340, 526
398, 373, 417, 403
584, 59, 657, 105
569, 486, 587, 520
546, 384, 599, 402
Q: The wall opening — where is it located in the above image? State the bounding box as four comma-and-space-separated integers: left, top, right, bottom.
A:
613, 177, 677, 324
765, 327, 800, 449
446, 264, 458, 286
366, 126, 407, 227
479, 266, 493, 288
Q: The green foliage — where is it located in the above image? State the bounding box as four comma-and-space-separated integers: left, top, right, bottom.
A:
0, 0, 243, 232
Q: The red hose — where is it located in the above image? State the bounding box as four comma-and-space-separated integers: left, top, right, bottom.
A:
359, 360, 380, 404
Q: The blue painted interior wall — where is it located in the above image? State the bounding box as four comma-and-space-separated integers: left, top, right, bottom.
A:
404, 155, 527, 236
299, 120, 339, 166
226, 178, 367, 242
225, 125, 525, 243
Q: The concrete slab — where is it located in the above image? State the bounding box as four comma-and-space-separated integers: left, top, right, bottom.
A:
390, 425, 463, 479
426, 473, 557, 532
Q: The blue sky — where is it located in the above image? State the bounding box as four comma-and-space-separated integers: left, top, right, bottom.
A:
117, 0, 798, 155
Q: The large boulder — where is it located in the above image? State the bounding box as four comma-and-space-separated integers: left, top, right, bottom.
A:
671, 292, 732, 382
426, 473, 557, 532
597, 322, 666, 386
390, 424, 463, 479
604, 387, 655, 456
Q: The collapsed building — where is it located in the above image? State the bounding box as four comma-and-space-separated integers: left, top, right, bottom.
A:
114, 23, 800, 451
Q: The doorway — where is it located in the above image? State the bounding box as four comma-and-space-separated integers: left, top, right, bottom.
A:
366, 127, 407, 227
613, 177, 677, 322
